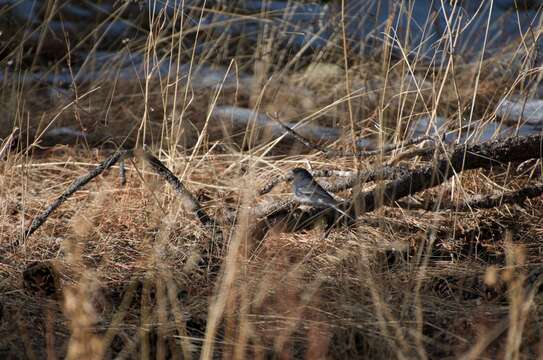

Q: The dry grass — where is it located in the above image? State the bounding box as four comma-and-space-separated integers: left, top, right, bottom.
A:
2, 1, 543, 359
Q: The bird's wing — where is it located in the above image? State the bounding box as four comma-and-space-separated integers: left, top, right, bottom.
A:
316, 184, 338, 202
303, 184, 338, 205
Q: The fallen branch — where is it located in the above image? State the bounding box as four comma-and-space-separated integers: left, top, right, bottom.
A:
252, 199, 297, 220
326, 166, 410, 193
143, 152, 223, 242
460, 183, 543, 210
250, 166, 410, 222
22, 149, 224, 249
256, 165, 408, 207
400, 183, 543, 212
23, 149, 132, 241
258, 134, 543, 224
353, 134, 543, 214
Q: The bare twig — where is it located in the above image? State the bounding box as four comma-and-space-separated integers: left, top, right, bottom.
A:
142, 151, 225, 274
273, 118, 435, 157
387, 145, 437, 165
143, 152, 222, 240
23, 149, 132, 241
272, 116, 329, 153
22, 147, 224, 255
414, 183, 543, 212
353, 135, 435, 157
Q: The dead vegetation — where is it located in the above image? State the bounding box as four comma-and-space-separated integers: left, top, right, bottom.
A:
2, 1, 543, 359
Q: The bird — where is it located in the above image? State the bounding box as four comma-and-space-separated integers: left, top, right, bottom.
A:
291, 167, 352, 219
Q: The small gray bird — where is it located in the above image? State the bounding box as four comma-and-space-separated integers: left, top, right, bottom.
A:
291, 168, 351, 218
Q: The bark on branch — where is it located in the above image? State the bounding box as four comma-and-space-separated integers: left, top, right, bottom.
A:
258, 166, 408, 196
21, 149, 223, 248
23, 149, 132, 241
259, 135, 543, 225
353, 134, 543, 215
143, 152, 223, 242
399, 183, 543, 212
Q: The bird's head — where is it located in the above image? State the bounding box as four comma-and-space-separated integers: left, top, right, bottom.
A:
291, 168, 312, 182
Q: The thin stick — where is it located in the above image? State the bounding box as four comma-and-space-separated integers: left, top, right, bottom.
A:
358, 135, 434, 157
273, 117, 435, 157
143, 151, 223, 242
353, 134, 543, 214
272, 116, 329, 154
22, 149, 224, 249
23, 149, 132, 241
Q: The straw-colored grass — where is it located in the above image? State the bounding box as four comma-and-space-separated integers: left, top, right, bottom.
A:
2, 1, 543, 359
